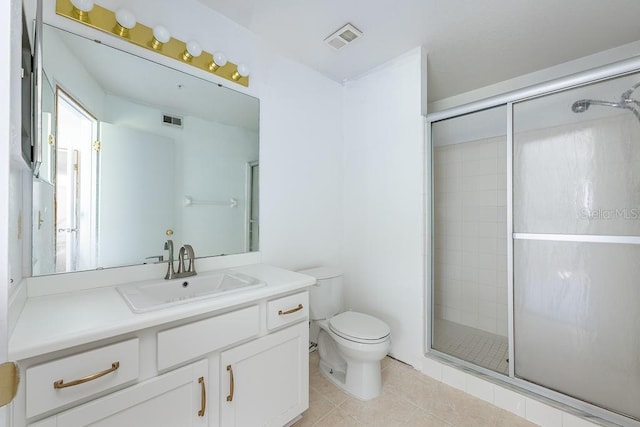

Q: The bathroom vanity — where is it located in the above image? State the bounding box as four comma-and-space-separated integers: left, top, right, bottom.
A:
9, 263, 313, 427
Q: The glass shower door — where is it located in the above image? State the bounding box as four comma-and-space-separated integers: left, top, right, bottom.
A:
513, 72, 640, 421
431, 106, 509, 374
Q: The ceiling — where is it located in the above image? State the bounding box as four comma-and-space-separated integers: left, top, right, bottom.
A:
196, 0, 640, 102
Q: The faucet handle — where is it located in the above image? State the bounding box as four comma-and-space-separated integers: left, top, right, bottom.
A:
177, 246, 186, 273
183, 244, 196, 273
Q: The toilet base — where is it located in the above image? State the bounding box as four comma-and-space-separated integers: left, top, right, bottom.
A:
316, 326, 389, 400
319, 357, 383, 401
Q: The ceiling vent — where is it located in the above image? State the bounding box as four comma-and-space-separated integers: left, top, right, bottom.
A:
162, 113, 183, 128
324, 23, 362, 50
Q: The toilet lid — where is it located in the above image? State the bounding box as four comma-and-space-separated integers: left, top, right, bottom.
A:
329, 311, 390, 341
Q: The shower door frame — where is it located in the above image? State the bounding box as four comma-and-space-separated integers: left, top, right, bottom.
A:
426, 55, 640, 427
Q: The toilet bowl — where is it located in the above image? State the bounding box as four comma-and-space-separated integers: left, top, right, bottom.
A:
299, 267, 391, 400
317, 312, 391, 400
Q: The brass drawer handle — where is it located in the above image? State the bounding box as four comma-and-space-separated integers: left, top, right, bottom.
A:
278, 304, 303, 316
226, 365, 234, 402
53, 362, 120, 389
197, 376, 206, 417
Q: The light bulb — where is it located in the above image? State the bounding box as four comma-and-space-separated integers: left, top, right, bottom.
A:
151, 25, 171, 49
70, 0, 93, 20
237, 63, 250, 77
232, 63, 250, 80
71, 0, 94, 12
182, 40, 202, 61
208, 51, 227, 71
114, 8, 136, 37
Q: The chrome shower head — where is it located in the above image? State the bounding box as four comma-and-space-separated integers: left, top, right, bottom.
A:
571, 99, 627, 112
571, 81, 640, 124
571, 97, 640, 124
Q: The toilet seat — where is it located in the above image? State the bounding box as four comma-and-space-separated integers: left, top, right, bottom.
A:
329, 311, 390, 344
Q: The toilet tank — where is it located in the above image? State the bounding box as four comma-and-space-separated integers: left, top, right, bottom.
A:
298, 267, 343, 320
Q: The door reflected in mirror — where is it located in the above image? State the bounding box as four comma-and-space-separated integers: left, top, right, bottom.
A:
55, 88, 98, 272
32, 24, 259, 276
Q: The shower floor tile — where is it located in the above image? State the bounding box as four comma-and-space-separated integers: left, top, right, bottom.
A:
433, 319, 509, 374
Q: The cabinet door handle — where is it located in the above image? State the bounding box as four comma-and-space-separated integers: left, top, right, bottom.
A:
226, 365, 234, 402
197, 376, 206, 417
278, 304, 303, 316
53, 362, 120, 389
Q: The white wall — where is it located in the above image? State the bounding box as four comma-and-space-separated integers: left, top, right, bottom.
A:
259, 57, 344, 269
3, 0, 26, 425
342, 48, 427, 367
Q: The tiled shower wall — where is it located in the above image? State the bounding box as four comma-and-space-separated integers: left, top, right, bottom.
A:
433, 136, 508, 336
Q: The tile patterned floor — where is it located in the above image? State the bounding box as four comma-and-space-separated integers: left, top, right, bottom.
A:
295, 351, 537, 427
433, 319, 509, 374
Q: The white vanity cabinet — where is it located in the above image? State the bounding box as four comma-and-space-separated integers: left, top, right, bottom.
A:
220, 321, 308, 427
16, 288, 310, 427
30, 359, 209, 427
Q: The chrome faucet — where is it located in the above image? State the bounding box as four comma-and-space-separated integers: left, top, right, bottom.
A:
164, 240, 196, 279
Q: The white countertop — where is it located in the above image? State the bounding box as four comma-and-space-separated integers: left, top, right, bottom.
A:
9, 264, 315, 361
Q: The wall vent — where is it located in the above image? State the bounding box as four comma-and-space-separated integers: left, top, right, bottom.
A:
162, 113, 183, 128
324, 23, 362, 50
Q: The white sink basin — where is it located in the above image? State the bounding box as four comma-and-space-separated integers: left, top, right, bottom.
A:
117, 270, 266, 313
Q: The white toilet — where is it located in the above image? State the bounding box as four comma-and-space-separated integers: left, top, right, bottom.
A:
300, 267, 391, 400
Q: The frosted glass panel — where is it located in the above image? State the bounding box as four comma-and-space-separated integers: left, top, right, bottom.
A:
513, 72, 640, 236
514, 239, 640, 420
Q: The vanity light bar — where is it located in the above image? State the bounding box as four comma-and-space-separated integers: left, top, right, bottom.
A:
56, 0, 250, 87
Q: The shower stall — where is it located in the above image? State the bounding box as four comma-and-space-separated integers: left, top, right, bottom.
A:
428, 62, 640, 426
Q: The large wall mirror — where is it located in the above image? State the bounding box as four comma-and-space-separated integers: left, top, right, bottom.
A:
32, 24, 260, 276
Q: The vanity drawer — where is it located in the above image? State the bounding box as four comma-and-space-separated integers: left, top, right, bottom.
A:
267, 291, 309, 330
25, 338, 139, 418
157, 305, 260, 370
